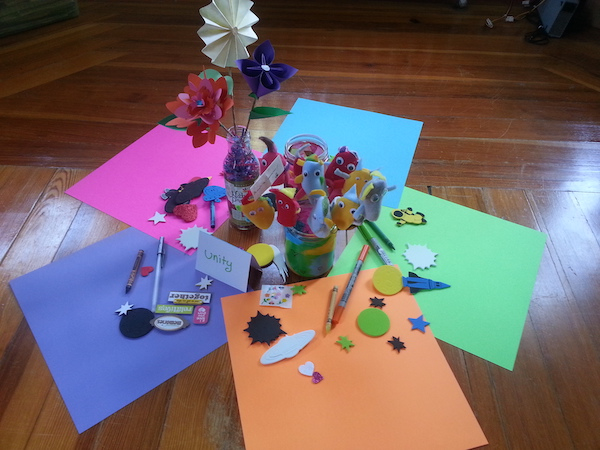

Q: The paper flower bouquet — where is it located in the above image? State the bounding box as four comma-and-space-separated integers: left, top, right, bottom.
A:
162, 0, 395, 276
165, 0, 297, 148
164, 0, 300, 229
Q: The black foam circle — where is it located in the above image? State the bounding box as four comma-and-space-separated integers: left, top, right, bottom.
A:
119, 308, 155, 338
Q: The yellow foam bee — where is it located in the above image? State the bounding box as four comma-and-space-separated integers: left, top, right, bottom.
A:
391, 207, 427, 226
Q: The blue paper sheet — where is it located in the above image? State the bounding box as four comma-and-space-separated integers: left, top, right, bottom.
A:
273, 98, 423, 207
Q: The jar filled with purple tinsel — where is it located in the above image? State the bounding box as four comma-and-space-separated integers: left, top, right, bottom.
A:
223, 126, 260, 230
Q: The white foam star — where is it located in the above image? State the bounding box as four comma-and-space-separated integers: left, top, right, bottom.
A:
115, 301, 134, 316
149, 211, 166, 225
196, 275, 213, 290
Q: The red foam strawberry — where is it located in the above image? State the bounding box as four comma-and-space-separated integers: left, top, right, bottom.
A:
173, 204, 198, 222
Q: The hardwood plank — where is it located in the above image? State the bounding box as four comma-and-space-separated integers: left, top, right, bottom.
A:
0, 23, 124, 81
160, 346, 244, 450
92, 381, 173, 449
479, 191, 574, 450
572, 192, 600, 243
0, 169, 90, 448
527, 190, 600, 448
0, 169, 86, 355
0, 166, 56, 261
25, 385, 98, 450
487, 188, 600, 448
408, 139, 600, 191
1, 51, 128, 99
0, 324, 55, 450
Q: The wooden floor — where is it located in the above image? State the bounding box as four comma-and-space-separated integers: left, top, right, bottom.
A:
1, 0, 599, 448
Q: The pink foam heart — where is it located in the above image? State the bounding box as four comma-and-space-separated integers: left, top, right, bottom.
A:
141, 266, 154, 277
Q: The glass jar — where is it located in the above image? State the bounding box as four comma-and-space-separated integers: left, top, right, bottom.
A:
284, 226, 337, 279
284, 134, 328, 181
223, 126, 260, 230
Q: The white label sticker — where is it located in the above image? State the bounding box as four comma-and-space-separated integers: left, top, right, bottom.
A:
168, 291, 212, 304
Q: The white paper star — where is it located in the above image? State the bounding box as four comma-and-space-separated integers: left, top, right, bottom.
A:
196, 275, 213, 290
115, 301, 134, 316
149, 211, 166, 225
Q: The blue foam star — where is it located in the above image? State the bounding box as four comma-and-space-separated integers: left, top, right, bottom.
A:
408, 315, 430, 333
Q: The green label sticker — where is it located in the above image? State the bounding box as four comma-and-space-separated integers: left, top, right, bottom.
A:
155, 304, 195, 315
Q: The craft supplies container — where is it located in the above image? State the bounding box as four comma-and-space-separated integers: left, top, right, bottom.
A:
284, 226, 337, 278
223, 126, 260, 230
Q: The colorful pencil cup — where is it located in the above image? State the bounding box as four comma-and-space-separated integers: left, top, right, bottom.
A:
285, 226, 337, 278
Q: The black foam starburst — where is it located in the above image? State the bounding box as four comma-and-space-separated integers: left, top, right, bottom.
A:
244, 311, 287, 345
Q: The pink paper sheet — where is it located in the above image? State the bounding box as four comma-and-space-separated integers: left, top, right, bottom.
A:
67, 126, 237, 252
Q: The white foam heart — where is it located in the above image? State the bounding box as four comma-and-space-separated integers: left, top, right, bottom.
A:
298, 361, 315, 376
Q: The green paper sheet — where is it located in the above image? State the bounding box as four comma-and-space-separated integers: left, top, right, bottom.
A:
330, 188, 546, 370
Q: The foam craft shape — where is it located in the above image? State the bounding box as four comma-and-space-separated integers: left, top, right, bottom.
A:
273, 99, 423, 208
9, 228, 242, 433
403, 243, 438, 270
66, 125, 259, 253
356, 308, 391, 337
247, 243, 274, 267
177, 225, 208, 251
298, 361, 315, 376
330, 188, 547, 371
336, 335, 355, 352
372, 265, 404, 295
260, 330, 316, 364
222, 269, 487, 450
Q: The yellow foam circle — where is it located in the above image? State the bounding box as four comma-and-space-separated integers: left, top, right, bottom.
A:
372, 265, 404, 295
247, 243, 275, 267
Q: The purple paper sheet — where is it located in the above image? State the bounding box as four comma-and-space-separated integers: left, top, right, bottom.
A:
9, 227, 242, 433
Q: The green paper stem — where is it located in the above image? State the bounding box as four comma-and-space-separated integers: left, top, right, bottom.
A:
249, 106, 293, 120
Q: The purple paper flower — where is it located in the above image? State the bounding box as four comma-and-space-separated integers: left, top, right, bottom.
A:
236, 40, 297, 98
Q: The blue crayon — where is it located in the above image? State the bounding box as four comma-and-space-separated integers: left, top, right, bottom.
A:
402, 272, 450, 294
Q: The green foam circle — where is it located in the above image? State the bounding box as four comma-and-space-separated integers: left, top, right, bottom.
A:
357, 308, 391, 337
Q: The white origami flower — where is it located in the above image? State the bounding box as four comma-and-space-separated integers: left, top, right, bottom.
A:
198, 0, 259, 68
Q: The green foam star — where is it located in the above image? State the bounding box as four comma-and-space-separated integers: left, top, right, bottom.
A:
291, 285, 307, 295
336, 336, 355, 352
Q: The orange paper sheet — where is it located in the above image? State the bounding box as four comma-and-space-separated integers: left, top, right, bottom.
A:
222, 268, 488, 450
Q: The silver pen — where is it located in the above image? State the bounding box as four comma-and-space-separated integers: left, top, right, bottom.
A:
151, 237, 166, 312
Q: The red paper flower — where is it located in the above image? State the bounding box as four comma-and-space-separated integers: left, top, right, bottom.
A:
165, 73, 233, 146
186, 120, 218, 147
